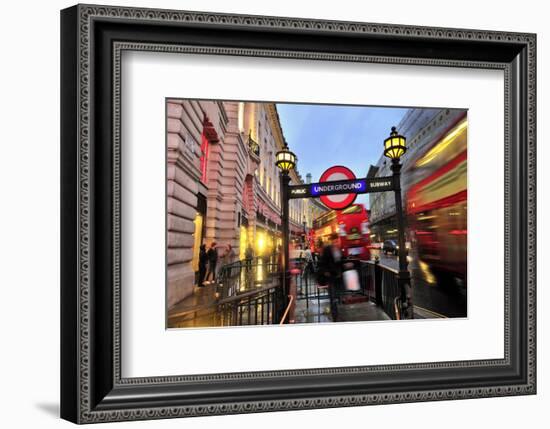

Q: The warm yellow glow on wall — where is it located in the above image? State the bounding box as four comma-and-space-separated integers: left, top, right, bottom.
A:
239, 225, 248, 260
269, 235, 275, 253
256, 230, 266, 256
191, 213, 203, 272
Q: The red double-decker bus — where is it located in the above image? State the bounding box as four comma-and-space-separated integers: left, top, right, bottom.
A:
310, 203, 371, 260
407, 117, 467, 288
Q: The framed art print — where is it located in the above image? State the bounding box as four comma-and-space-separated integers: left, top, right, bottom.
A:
61, 4, 536, 424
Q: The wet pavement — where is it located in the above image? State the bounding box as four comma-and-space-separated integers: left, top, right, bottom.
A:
167, 251, 463, 329
294, 297, 333, 324
293, 272, 390, 323
169, 269, 396, 328
168, 259, 279, 328
167, 282, 221, 328
294, 296, 390, 324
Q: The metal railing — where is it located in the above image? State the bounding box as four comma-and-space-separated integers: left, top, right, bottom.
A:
292, 257, 371, 322
248, 133, 260, 157
214, 257, 408, 324
358, 259, 404, 320
215, 258, 286, 326
217, 281, 286, 326
216, 258, 279, 300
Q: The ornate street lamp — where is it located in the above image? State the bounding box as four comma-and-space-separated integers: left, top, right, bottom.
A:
275, 142, 297, 173
275, 141, 296, 321
383, 126, 407, 160
383, 126, 412, 319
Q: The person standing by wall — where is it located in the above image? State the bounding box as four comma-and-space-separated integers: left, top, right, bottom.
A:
197, 244, 208, 288
222, 244, 236, 270
205, 242, 218, 284
218, 244, 236, 274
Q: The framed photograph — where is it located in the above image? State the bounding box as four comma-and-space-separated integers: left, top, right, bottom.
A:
61, 4, 536, 424
165, 100, 469, 329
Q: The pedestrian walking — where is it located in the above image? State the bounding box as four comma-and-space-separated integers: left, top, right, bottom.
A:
318, 233, 343, 321
302, 246, 314, 278
205, 242, 218, 284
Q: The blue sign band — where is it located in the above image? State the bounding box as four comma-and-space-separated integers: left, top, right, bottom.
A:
311, 179, 366, 196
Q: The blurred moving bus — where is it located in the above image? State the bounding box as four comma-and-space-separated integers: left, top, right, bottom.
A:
311, 203, 371, 260
407, 117, 467, 288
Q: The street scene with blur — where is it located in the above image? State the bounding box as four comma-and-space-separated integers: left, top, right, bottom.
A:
166, 99, 467, 328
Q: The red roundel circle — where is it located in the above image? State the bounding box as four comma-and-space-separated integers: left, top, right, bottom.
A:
318, 166, 357, 210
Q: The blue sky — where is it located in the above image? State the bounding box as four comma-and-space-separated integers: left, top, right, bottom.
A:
276, 103, 409, 208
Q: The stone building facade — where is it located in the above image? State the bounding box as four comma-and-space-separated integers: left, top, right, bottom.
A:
166, 100, 324, 308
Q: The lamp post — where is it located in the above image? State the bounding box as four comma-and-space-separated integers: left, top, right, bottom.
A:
275, 141, 297, 316
302, 215, 307, 245
384, 126, 413, 319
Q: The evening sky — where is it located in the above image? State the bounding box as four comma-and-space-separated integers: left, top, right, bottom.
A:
276, 103, 409, 208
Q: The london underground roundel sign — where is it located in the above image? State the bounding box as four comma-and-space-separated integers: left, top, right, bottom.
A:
318, 166, 357, 210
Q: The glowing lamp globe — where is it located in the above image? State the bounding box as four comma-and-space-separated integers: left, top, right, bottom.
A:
275, 143, 297, 173
383, 126, 407, 160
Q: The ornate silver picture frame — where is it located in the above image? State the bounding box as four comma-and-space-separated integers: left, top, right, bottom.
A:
61, 4, 536, 424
